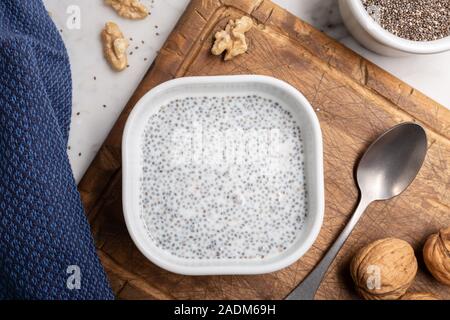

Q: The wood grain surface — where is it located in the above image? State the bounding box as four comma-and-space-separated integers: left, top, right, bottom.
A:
79, 0, 450, 299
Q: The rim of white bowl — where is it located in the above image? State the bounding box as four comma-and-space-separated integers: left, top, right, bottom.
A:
347, 0, 450, 54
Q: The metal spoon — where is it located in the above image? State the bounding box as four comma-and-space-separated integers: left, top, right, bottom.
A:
286, 122, 427, 300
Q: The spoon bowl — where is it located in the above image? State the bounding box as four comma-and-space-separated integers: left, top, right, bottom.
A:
357, 123, 428, 202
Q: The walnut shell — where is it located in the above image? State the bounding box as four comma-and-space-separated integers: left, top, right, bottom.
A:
350, 238, 418, 300
400, 292, 440, 300
423, 227, 450, 286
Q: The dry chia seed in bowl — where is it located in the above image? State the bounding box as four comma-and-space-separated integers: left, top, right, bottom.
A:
139, 95, 308, 261
362, 0, 450, 41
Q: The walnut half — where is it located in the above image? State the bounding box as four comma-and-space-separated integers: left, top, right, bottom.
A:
101, 22, 129, 71
105, 0, 149, 20
211, 16, 253, 61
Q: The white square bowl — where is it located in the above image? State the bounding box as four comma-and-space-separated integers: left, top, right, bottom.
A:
122, 75, 324, 275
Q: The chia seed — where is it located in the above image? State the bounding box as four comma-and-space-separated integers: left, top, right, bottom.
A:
139, 95, 309, 260
362, 0, 450, 41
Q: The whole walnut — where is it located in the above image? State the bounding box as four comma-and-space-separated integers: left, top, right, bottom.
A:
350, 238, 418, 300
400, 292, 440, 300
423, 227, 450, 286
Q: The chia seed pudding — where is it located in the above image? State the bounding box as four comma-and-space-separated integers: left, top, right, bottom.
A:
139, 95, 308, 260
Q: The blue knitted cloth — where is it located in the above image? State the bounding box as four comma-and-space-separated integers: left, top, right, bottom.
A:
0, 0, 113, 299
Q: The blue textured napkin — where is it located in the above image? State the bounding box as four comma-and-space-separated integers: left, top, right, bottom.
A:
0, 0, 113, 299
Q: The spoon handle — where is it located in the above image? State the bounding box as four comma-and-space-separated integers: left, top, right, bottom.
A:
286, 196, 371, 300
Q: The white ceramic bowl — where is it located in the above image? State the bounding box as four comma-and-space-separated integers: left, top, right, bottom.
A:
122, 75, 324, 275
339, 0, 450, 56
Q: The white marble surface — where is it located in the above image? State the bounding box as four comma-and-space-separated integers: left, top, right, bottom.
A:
43, 0, 450, 182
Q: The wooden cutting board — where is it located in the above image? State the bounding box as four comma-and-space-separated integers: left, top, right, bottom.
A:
79, 0, 450, 299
